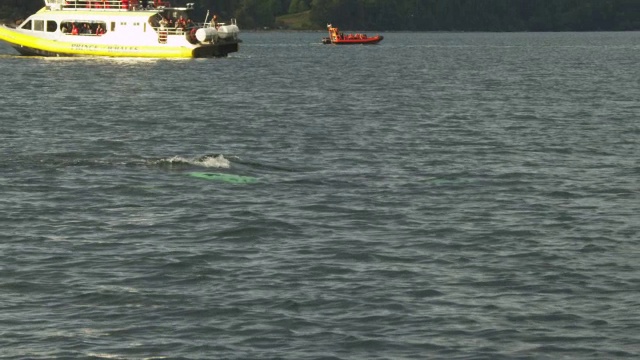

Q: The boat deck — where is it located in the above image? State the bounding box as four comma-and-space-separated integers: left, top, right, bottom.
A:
45, 0, 175, 12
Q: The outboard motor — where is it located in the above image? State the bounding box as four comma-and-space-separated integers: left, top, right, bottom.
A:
186, 27, 198, 44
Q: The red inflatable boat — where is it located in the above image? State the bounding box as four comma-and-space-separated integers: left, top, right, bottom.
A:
322, 24, 383, 45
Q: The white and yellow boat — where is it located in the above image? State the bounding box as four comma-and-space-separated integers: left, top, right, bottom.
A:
0, 0, 240, 58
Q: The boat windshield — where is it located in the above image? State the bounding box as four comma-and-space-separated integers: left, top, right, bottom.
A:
19, 19, 58, 33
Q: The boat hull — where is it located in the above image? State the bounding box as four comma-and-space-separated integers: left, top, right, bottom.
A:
9, 41, 238, 58
0, 24, 238, 58
330, 35, 383, 45
322, 25, 383, 45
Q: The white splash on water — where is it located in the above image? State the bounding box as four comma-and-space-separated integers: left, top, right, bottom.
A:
194, 154, 231, 168
156, 154, 230, 169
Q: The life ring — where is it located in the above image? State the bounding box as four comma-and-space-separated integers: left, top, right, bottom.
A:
186, 27, 198, 44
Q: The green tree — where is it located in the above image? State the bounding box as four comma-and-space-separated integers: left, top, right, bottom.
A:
2, 0, 640, 31
289, 0, 310, 14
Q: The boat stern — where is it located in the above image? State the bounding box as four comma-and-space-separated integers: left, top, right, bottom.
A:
192, 41, 239, 58
188, 22, 241, 57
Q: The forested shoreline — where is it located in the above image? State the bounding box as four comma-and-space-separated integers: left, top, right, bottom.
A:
1, 0, 639, 31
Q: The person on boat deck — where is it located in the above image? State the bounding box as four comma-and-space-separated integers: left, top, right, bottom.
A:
153, 0, 169, 7
159, 16, 169, 29
122, 0, 129, 10
211, 14, 218, 28
71, 23, 79, 35
83, 23, 93, 34
175, 15, 187, 29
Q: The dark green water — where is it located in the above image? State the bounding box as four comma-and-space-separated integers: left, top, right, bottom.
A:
1, 31, 639, 359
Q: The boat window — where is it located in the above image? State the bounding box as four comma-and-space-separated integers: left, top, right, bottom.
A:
20, 20, 32, 30
34, 20, 45, 32
111, 22, 116, 32
61, 21, 108, 36
47, 21, 58, 33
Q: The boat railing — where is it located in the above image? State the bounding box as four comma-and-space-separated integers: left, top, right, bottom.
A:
152, 26, 186, 36
150, 19, 236, 35
44, 0, 172, 11
200, 19, 237, 28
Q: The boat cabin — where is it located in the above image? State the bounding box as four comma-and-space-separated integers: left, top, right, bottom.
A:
17, 0, 197, 39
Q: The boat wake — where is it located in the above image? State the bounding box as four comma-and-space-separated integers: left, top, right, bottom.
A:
10, 153, 233, 170
8, 153, 301, 183
148, 154, 231, 169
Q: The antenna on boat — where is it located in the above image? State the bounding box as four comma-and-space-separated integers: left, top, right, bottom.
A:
204, 10, 210, 25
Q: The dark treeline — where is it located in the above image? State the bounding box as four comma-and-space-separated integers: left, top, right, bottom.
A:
2, 0, 639, 31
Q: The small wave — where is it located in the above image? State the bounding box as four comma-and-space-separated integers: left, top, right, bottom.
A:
150, 154, 230, 169
86, 353, 125, 359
